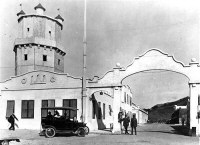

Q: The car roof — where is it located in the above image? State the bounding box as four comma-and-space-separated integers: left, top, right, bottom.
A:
41, 107, 78, 111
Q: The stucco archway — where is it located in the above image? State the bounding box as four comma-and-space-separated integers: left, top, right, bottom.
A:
119, 49, 200, 136
91, 49, 200, 136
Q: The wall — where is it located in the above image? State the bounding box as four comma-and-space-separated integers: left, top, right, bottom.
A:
120, 86, 133, 117
0, 88, 82, 129
54, 50, 64, 73
15, 15, 64, 75
18, 16, 62, 41
86, 88, 114, 131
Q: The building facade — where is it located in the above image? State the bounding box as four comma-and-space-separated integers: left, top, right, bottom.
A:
0, 4, 148, 131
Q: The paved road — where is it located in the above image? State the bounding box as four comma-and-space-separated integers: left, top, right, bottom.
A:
0, 124, 199, 145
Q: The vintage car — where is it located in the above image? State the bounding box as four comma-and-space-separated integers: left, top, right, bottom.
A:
40, 107, 89, 138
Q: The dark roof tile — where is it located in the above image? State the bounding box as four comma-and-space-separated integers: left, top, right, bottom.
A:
34, 3, 46, 11
55, 14, 64, 22
17, 10, 25, 16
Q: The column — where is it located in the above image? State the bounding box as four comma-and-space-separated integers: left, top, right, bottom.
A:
189, 83, 199, 136
112, 87, 122, 133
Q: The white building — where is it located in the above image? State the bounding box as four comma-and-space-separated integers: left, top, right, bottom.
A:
0, 4, 148, 132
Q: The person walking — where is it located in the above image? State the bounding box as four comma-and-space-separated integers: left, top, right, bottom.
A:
8, 113, 18, 130
123, 114, 130, 134
131, 115, 137, 135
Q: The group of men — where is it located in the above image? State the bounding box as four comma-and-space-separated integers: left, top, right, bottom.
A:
118, 112, 137, 135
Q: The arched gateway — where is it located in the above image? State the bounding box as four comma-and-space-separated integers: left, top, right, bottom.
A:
88, 49, 200, 136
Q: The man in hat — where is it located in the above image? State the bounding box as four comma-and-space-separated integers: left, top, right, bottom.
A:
118, 111, 123, 134
131, 114, 137, 135
123, 114, 130, 134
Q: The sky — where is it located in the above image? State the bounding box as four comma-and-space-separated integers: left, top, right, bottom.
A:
0, 0, 199, 108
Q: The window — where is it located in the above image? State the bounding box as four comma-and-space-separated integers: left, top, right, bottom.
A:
98, 102, 101, 119
21, 100, 34, 118
41, 100, 55, 117
109, 105, 112, 116
63, 99, 77, 119
198, 95, 200, 105
124, 92, 126, 103
130, 97, 132, 106
92, 100, 96, 119
127, 95, 129, 105
49, 31, 51, 38
6, 100, 15, 118
43, 55, 47, 61
58, 59, 60, 65
24, 54, 28, 61
103, 103, 105, 119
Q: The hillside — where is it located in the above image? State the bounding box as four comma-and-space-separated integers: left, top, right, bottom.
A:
147, 96, 188, 123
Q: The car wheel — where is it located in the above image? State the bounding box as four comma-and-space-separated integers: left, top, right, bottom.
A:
77, 127, 86, 137
45, 127, 56, 138
84, 126, 89, 135
2, 140, 9, 145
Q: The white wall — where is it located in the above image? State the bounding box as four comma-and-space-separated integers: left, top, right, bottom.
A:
0, 85, 82, 130
87, 90, 114, 131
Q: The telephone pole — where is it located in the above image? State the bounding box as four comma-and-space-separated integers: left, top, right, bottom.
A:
82, 0, 87, 122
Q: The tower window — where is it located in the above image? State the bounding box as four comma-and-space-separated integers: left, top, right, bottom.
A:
58, 59, 60, 65
24, 54, 28, 60
27, 28, 30, 32
49, 31, 51, 38
43, 55, 47, 61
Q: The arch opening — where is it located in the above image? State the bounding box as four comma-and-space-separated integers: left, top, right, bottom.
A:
122, 70, 189, 123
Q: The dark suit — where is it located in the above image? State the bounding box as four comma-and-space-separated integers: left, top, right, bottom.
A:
131, 117, 137, 135
123, 117, 130, 134
8, 114, 18, 130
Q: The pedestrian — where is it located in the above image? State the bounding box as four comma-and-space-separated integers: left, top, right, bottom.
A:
181, 117, 185, 126
123, 114, 130, 134
8, 113, 18, 131
118, 111, 123, 134
131, 115, 137, 135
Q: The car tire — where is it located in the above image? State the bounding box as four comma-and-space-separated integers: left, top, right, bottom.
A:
45, 127, 56, 138
1, 140, 9, 145
84, 126, 89, 135
77, 127, 86, 137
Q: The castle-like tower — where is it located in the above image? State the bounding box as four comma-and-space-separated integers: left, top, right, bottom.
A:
14, 3, 65, 75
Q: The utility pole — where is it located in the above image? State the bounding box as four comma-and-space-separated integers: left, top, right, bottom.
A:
82, 0, 87, 122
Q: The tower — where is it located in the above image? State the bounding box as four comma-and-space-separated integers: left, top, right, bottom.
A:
14, 3, 65, 75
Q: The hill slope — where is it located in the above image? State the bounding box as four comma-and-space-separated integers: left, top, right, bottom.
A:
147, 97, 188, 122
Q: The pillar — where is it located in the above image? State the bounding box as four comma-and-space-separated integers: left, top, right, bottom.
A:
112, 87, 122, 133
189, 83, 199, 136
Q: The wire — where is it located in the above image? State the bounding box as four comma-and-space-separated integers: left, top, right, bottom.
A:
87, 18, 197, 32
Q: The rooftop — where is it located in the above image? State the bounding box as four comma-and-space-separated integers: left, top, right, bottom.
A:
34, 3, 46, 11
55, 14, 64, 22
17, 10, 25, 16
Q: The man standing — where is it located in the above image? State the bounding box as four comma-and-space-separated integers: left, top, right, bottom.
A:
8, 113, 18, 130
123, 114, 130, 134
131, 115, 137, 135
118, 111, 123, 134
181, 117, 185, 126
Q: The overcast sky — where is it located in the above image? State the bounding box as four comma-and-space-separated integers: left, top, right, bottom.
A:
0, 0, 199, 108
